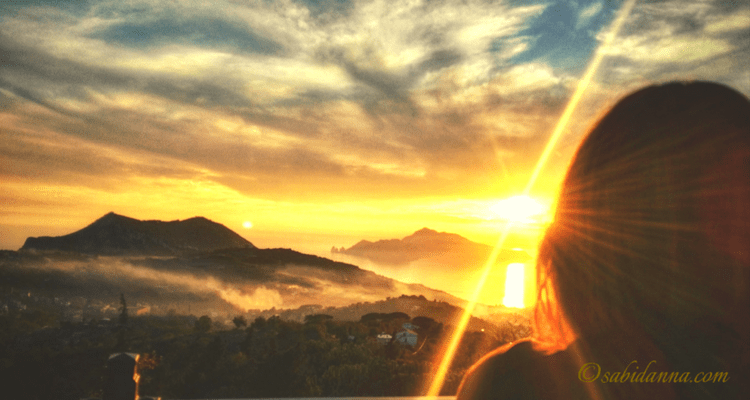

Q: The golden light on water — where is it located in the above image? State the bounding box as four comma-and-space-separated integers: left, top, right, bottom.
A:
425, 0, 639, 396
502, 263, 526, 308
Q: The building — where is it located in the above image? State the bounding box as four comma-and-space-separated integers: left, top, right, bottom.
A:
395, 329, 418, 347
376, 333, 392, 345
401, 322, 419, 331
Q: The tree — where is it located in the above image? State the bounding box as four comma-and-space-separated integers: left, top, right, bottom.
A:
412, 316, 436, 331
385, 312, 409, 321
250, 316, 267, 330
304, 314, 333, 324
118, 293, 128, 326
115, 294, 130, 351
195, 315, 212, 333
233, 315, 248, 329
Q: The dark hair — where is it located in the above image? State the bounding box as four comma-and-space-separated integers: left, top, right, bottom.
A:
535, 82, 750, 379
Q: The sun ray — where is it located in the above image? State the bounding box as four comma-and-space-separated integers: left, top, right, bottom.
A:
425, 0, 639, 396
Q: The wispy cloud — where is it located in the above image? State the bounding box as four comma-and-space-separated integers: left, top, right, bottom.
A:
577, 1, 604, 29
598, 0, 750, 90
1, 0, 749, 249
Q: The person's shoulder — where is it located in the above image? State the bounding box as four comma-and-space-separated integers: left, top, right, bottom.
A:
456, 339, 580, 400
456, 339, 539, 400
468, 338, 540, 375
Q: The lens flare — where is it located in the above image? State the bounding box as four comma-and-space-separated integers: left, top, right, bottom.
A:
425, 0, 639, 396
490, 195, 546, 223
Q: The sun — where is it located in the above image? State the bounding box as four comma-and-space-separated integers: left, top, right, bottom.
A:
242, 221, 253, 229
503, 263, 525, 308
490, 195, 546, 223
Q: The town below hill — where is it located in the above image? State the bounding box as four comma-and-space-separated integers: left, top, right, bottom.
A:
0, 293, 529, 399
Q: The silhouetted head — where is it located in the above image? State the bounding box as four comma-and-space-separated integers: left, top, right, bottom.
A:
536, 82, 750, 377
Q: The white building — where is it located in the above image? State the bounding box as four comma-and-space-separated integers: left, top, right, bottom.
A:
376, 333, 392, 345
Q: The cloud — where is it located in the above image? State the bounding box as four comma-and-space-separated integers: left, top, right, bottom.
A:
295, 0, 355, 19
90, 16, 282, 55
2, 0, 750, 251
0, 0, 556, 200
577, 2, 603, 29
704, 11, 750, 34
28, 257, 285, 311
0, 112, 205, 189
596, 0, 750, 94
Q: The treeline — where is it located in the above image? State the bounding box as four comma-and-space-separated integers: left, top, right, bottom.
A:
0, 304, 530, 399
138, 311, 507, 398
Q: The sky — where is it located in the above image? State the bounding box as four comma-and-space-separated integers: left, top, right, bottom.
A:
2, 0, 749, 261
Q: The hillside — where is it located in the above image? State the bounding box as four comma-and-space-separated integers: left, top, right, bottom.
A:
0, 249, 470, 318
21, 212, 254, 255
6, 214, 519, 323
268, 294, 502, 334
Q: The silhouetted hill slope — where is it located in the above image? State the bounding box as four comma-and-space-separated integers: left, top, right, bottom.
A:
272, 294, 501, 334
21, 212, 254, 255
339, 228, 531, 265
131, 246, 470, 307
0, 244, 473, 315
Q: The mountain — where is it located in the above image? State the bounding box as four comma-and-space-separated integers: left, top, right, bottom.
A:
9, 214, 516, 320
337, 227, 531, 265
5, 214, 476, 317
21, 212, 254, 255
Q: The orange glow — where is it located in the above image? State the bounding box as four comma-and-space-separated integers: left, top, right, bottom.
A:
502, 263, 525, 308
426, 0, 639, 396
490, 195, 547, 223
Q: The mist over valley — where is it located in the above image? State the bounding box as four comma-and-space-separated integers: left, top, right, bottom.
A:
3, 213, 525, 327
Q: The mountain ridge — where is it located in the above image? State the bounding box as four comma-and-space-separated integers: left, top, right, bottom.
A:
10, 214, 476, 313
21, 212, 255, 256
337, 228, 531, 265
